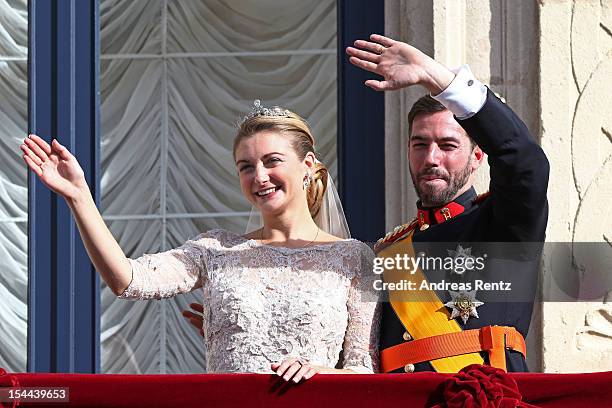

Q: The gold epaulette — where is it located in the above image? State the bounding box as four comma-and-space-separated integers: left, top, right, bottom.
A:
374, 219, 418, 251
473, 191, 491, 205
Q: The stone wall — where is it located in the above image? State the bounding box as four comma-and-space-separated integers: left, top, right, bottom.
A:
539, 0, 612, 373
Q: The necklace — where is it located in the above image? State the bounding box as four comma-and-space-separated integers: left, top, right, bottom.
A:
260, 227, 320, 248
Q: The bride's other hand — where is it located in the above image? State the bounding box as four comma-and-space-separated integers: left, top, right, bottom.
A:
271, 358, 322, 383
20, 134, 89, 199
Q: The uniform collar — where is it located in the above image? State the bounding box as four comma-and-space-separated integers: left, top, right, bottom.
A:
416, 187, 477, 230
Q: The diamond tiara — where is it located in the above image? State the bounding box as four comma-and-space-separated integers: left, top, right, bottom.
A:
241, 99, 293, 124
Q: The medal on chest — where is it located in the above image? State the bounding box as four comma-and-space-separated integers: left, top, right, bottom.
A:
444, 290, 484, 324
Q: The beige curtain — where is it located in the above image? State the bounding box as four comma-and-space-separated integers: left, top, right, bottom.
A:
0, 0, 28, 372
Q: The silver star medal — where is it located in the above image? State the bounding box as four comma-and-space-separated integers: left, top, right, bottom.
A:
447, 244, 475, 276
444, 290, 484, 324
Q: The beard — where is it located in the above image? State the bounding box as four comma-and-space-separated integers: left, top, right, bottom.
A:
410, 159, 473, 207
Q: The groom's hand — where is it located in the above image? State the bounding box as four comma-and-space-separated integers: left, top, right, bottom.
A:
182, 302, 204, 337
345, 34, 455, 95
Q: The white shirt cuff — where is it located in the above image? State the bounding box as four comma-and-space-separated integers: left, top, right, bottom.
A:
431, 65, 487, 120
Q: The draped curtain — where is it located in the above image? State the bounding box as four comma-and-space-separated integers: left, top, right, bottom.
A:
0, 0, 28, 373
100, 0, 337, 373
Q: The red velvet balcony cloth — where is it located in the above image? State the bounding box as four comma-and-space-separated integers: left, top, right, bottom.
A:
5, 371, 611, 408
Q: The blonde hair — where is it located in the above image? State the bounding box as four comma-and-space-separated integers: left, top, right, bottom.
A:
233, 110, 328, 218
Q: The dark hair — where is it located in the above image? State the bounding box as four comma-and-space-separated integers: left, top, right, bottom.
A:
407, 94, 475, 149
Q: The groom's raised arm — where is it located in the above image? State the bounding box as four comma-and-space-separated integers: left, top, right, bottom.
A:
345, 34, 455, 94
347, 34, 549, 242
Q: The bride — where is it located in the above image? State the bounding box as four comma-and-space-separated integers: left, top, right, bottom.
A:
20, 101, 380, 382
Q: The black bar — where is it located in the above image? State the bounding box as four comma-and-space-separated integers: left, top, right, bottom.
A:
28, 0, 100, 373
337, 0, 386, 242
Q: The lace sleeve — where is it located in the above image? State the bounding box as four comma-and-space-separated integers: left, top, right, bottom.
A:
341, 243, 381, 373
118, 233, 210, 300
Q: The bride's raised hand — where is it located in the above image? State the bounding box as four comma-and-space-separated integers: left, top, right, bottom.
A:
20, 134, 88, 199
20, 134, 132, 295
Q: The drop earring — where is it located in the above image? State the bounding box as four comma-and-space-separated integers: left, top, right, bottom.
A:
303, 173, 311, 190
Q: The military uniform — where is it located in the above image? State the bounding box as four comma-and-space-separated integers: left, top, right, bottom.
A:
377, 84, 549, 373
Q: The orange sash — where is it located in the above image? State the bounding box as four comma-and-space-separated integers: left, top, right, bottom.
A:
378, 231, 484, 373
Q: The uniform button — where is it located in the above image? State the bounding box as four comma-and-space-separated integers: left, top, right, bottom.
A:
420, 223, 429, 231
467, 79, 474, 86
403, 331, 412, 341
404, 363, 415, 373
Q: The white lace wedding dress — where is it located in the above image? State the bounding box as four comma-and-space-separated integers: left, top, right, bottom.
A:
119, 229, 380, 374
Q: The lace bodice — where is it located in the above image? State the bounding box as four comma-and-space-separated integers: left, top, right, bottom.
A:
120, 229, 380, 373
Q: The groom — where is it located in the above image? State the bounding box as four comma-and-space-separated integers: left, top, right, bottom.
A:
183, 35, 549, 374
346, 35, 548, 373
